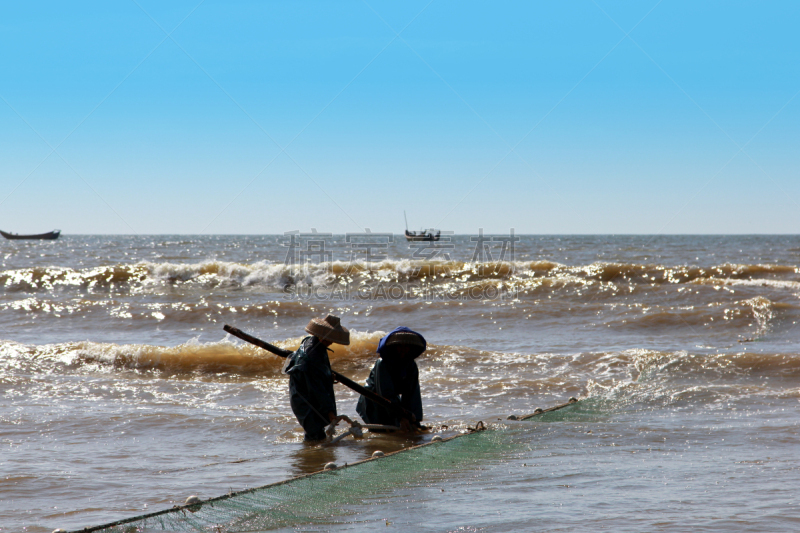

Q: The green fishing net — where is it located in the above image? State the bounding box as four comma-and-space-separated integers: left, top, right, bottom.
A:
83, 428, 509, 533
79, 401, 588, 533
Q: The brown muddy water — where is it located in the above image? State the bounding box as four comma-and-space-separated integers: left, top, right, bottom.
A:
1, 235, 799, 532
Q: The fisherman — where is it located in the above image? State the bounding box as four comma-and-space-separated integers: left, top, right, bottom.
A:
283, 314, 350, 441
356, 327, 426, 431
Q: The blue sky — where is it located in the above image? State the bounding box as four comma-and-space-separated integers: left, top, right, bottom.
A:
1, 1, 798, 234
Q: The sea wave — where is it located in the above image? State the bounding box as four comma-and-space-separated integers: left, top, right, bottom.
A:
3, 336, 800, 384
598, 296, 782, 335
1, 260, 797, 293
0, 331, 387, 376
0, 297, 316, 323
581, 347, 800, 410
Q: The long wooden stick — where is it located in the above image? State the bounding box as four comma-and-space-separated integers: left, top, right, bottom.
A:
224, 325, 292, 357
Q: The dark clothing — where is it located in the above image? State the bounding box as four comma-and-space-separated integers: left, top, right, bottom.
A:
283, 336, 337, 441
356, 358, 423, 427
357, 327, 426, 426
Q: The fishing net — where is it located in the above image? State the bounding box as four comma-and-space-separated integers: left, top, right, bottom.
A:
82, 428, 511, 533
77, 401, 589, 533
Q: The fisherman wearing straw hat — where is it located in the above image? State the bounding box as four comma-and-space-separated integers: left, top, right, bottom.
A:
283, 314, 350, 441
356, 327, 426, 431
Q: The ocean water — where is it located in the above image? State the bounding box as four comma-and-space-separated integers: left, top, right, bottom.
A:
1, 234, 799, 532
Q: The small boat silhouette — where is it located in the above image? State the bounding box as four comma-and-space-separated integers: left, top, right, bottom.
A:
0, 229, 61, 240
403, 212, 439, 241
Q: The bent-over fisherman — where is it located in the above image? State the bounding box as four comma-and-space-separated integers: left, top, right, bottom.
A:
356, 327, 426, 431
283, 314, 349, 441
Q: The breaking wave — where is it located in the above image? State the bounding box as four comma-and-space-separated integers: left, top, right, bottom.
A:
0, 331, 387, 376
3, 336, 799, 385
1, 260, 797, 293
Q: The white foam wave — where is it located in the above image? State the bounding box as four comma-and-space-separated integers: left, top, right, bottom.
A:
688, 276, 800, 291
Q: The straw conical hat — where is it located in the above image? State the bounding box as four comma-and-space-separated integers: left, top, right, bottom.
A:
305, 314, 350, 345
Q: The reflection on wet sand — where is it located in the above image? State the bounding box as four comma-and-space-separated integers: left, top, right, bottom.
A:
288, 431, 434, 476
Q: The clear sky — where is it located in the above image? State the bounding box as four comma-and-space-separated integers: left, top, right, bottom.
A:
1, 1, 798, 234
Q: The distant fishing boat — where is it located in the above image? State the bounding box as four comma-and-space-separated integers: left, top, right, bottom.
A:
405, 229, 440, 242
403, 211, 440, 242
0, 229, 61, 240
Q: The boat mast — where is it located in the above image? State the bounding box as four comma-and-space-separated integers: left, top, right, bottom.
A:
404, 210, 409, 232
